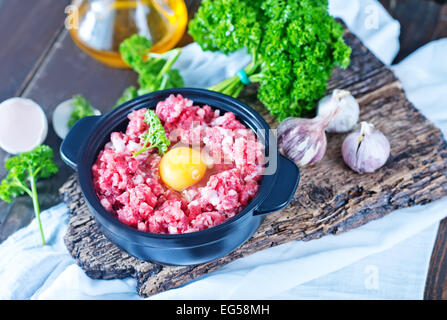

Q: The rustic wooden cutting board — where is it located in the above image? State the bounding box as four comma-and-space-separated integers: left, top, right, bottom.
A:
59, 29, 447, 297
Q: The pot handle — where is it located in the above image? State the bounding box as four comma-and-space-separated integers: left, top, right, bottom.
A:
254, 154, 300, 216
60, 115, 101, 170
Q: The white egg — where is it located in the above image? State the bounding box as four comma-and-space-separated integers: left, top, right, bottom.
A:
0, 98, 48, 154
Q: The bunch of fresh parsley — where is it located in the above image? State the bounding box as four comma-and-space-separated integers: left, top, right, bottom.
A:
189, 0, 352, 120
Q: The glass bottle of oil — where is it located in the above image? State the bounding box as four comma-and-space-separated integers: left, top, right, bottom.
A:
67, 0, 188, 68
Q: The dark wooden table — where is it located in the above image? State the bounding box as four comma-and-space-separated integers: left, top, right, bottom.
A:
0, 0, 446, 299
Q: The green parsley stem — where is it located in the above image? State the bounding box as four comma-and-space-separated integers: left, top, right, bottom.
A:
208, 77, 236, 92
232, 83, 244, 98
157, 48, 181, 81
223, 78, 242, 96
29, 172, 45, 245
248, 73, 263, 83
133, 147, 147, 157
13, 177, 33, 198
208, 49, 262, 98
159, 74, 169, 90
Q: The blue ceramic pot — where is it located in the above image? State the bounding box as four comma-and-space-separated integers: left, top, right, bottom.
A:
60, 88, 299, 265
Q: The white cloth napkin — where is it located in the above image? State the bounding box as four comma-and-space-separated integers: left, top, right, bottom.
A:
1, 0, 446, 300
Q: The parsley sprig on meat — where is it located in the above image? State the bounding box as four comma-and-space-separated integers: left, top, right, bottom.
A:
0, 145, 58, 245
133, 109, 170, 157
189, 0, 352, 120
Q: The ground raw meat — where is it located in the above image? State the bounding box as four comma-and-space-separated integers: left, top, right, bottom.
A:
92, 94, 264, 234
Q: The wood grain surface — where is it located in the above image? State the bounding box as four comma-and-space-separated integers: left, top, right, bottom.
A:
379, 0, 447, 63
0, 0, 71, 241
0, 0, 71, 101
59, 30, 447, 297
424, 219, 447, 299
379, 0, 447, 299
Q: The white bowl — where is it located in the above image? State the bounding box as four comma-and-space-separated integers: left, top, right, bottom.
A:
52, 98, 101, 140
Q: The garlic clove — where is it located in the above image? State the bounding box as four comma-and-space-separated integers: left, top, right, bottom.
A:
277, 109, 337, 167
317, 89, 359, 133
342, 121, 390, 174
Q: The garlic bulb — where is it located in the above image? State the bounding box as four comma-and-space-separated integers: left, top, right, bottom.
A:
277, 108, 339, 167
317, 89, 359, 133
342, 121, 390, 174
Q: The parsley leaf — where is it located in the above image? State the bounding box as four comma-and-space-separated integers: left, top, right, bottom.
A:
115, 34, 184, 107
68, 94, 95, 129
133, 109, 170, 156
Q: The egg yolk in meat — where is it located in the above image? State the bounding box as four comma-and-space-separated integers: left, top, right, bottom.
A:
159, 147, 207, 191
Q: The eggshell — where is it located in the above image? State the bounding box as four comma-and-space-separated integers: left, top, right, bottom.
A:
0, 98, 48, 154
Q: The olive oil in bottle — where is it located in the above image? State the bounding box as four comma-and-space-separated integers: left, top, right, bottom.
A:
68, 0, 187, 68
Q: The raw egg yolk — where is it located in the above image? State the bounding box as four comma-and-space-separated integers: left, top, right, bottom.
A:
159, 147, 207, 191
